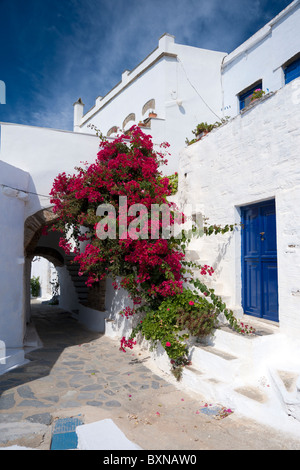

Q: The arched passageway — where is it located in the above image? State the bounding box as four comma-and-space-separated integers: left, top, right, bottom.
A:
23, 207, 107, 338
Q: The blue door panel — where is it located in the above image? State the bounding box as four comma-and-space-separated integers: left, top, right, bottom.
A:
241, 200, 278, 322
261, 205, 277, 255
262, 262, 278, 321
244, 207, 260, 256
244, 260, 261, 317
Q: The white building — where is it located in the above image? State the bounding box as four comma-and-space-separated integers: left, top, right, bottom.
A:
175, 0, 300, 431
1, 0, 300, 435
180, 73, 300, 330
0, 125, 101, 372
72, 0, 300, 176
221, 0, 300, 116
0, 161, 31, 370
73, 33, 227, 175
179, 0, 300, 330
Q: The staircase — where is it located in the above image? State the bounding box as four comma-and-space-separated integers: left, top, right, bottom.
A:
65, 253, 89, 304
178, 320, 300, 434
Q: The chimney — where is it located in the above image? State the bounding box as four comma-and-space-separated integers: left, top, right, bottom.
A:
73, 98, 84, 132
158, 33, 175, 52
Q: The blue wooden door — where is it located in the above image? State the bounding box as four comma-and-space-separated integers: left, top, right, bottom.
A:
241, 200, 278, 322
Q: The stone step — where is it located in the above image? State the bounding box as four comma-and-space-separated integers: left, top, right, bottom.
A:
70, 276, 89, 284
181, 363, 282, 427
73, 286, 88, 293
78, 293, 88, 300
66, 265, 81, 272
65, 253, 76, 259
189, 343, 241, 382
234, 385, 269, 404
65, 255, 89, 303
182, 365, 229, 402
196, 320, 279, 361
268, 367, 300, 419
72, 282, 88, 291
276, 369, 300, 394
73, 279, 88, 285
146, 334, 300, 430
67, 274, 88, 283
65, 268, 87, 278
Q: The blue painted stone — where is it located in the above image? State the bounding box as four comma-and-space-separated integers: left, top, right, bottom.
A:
200, 406, 222, 416
50, 416, 83, 450
50, 431, 78, 450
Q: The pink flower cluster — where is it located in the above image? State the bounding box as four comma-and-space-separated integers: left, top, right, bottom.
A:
148, 280, 183, 297
200, 264, 214, 276
119, 306, 136, 318
119, 336, 137, 352
50, 127, 194, 355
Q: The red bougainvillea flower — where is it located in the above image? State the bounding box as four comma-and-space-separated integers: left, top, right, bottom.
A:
50, 125, 227, 364
189, 301, 195, 306
50, 125, 185, 304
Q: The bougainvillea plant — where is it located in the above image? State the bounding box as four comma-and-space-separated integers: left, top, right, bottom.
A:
50, 125, 252, 380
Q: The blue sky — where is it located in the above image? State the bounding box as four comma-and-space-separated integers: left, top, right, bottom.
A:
0, 0, 293, 131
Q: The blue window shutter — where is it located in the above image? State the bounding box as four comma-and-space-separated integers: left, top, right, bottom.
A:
239, 82, 262, 110
285, 56, 300, 84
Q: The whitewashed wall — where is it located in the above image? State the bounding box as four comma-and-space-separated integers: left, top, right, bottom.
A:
77, 34, 226, 174
0, 123, 100, 218
0, 161, 33, 372
179, 76, 300, 337
222, 0, 300, 117
0, 124, 103, 372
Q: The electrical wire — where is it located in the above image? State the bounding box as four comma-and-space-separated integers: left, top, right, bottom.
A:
0, 183, 51, 199
0, 183, 55, 213
177, 56, 223, 121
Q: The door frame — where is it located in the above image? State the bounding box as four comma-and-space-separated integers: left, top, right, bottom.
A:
240, 198, 279, 322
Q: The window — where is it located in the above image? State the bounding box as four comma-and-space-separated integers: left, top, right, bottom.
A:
107, 126, 119, 136
284, 55, 300, 84
122, 113, 135, 130
142, 99, 155, 116
238, 81, 262, 111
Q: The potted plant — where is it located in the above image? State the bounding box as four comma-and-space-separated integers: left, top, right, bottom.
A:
250, 88, 265, 102
148, 111, 157, 118
185, 117, 230, 146
193, 122, 215, 139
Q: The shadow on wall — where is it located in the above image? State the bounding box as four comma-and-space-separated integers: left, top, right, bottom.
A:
104, 278, 143, 340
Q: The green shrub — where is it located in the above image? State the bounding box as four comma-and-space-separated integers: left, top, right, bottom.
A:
30, 276, 40, 297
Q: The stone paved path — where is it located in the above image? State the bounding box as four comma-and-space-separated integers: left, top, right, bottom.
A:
1, 302, 300, 450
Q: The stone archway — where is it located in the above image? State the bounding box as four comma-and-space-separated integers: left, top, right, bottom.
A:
31, 246, 64, 267
23, 207, 61, 324
24, 206, 106, 329
24, 206, 58, 257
